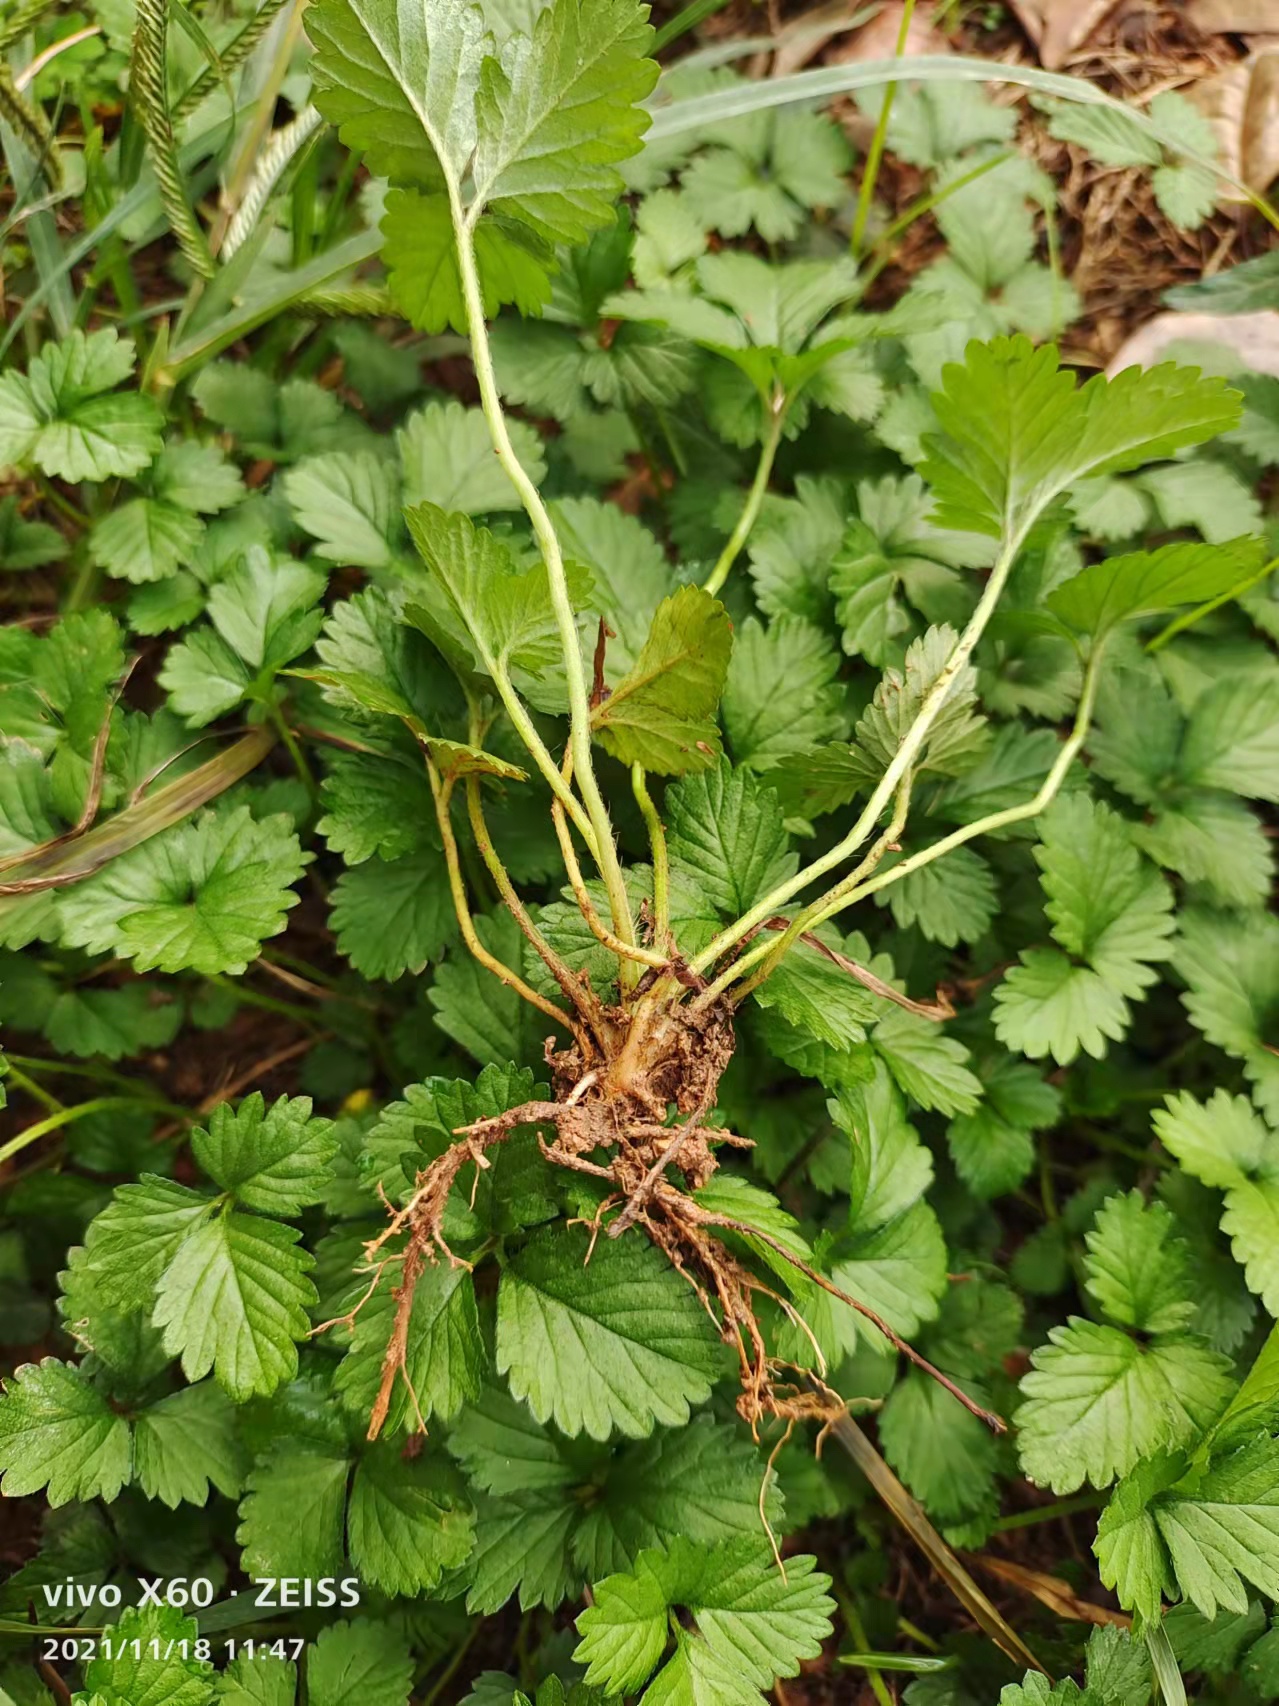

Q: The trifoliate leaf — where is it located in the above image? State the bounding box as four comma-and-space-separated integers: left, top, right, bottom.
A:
398, 399, 546, 516
592, 585, 732, 774
575, 1539, 833, 1698
0, 1358, 131, 1506
665, 763, 796, 919
849, 625, 989, 783
159, 548, 326, 726
946, 1054, 1060, 1199
82, 1605, 213, 1706
496, 1224, 725, 1440
330, 849, 458, 981
307, 1619, 415, 1706
57, 805, 308, 976
680, 106, 851, 242
283, 451, 404, 569
405, 502, 587, 681
1017, 1319, 1233, 1493
335, 1261, 484, 1433
347, 1443, 476, 1595
192, 368, 372, 462
1049, 537, 1265, 637
0, 329, 163, 482
1175, 909, 1279, 1123
921, 336, 1240, 541
879, 1371, 1000, 1526
237, 1438, 350, 1579
191, 1094, 338, 1215
722, 616, 851, 770
132, 1381, 248, 1508
153, 1213, 317, 1401
994, 796, 1174, 1065
1102, 1438, 1279, 1622
1178, 673, 1279, 802
1083, 1192, 1196, 1336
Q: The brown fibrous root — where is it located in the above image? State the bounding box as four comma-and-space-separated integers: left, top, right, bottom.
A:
350, 995, 1004, 1444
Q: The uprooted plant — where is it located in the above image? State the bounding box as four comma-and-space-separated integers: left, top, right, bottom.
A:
8, 2, 1279, 1701
299, 0, 1253, 1449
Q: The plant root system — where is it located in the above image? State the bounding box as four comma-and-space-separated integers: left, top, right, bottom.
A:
354, 991, 1004, 1444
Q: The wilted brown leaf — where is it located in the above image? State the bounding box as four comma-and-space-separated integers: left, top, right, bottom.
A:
1188, 0, 1279, 32
1009, 0, 1127, 69
1187, 48, 1279, 196
969, 1555, 1132, 1628
1106, 307, 1279, 375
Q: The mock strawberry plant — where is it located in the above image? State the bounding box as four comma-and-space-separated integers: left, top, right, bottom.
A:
2, 2, 1279, 1704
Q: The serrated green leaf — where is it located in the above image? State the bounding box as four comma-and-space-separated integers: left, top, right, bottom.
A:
0, 330, 163, 483
592, 585, 732, 774
922, 336, 1240, 541
132, 1381, 248, 1508
1178, 673, 1279, 801
0, 1358, 131, 1506
192, 1094, 338, 1215
237, 1438, 350, 1579
496, 1224, 724, 1440
153, 1213, 317, 1401
398, 398, 546, 516
57, 804, 308, 977
335, 1260, 484, 1432
1049, 538, 1265, 637
665, 763, 796, 919
83, 1605, 213, 1706
347, 1443, 476, 1594
330, 849, 457, 981
1083, 1192, 1196, 1336
307, 1619, 414, 1706
1017, 1319, 1233, 1493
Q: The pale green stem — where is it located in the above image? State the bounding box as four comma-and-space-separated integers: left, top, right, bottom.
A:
716, 775, 913, 1008
451, 196, 635, 955
632, 763, 670, 948
0, 1095, 180, 1168
487, 658, 601, 854
850, 0, 917, 256
690, 528, 1028, 978
1146, 555, 1278, 654
702, 390, 786, 598
6, 1063, 63, 1116
856, 150, 1013, 296
798, 647, 1101, 933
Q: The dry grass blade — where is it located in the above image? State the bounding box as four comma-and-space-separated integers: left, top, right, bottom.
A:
818, 1408, 1047, 1676
968, 1554, 1131, 1628
0, 725, 276, 899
